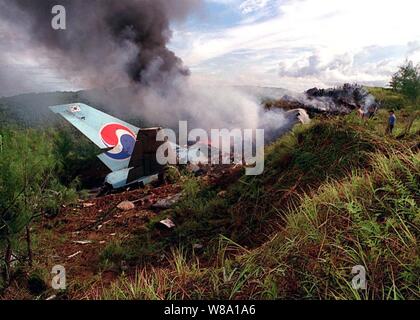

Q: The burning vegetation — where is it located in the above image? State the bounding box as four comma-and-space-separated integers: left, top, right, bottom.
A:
265, 83, 379, 117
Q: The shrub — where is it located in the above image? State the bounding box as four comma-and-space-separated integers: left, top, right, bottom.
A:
0, 127, 77, 290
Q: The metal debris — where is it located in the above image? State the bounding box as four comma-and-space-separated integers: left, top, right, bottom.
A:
73, 240, 93, 245
117, 201, 135, 211
68, 251, 82, 259
83, 202, 95, 208
152, 193, 183, 210
193, 243, 204, 250
159, 218, 176, 229
133, 195, 154, 206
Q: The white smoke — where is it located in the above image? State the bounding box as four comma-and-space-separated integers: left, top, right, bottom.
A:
279, 83, 378, 115
84, 73, 296, 140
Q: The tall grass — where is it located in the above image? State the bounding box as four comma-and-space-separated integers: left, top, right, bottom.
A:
245, 150, 419, 300
97, 116, 419, 300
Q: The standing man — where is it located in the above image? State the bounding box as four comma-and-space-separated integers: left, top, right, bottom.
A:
387, 110, 397, 135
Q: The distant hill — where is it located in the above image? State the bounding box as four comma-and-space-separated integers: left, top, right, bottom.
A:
0, 91, 83, 126
0, 85, 291, 127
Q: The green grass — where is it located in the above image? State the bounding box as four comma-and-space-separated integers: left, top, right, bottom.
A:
100, 146, 419, 300
114, 116, 401, 265
248, 150, 419, 299
97, 110, 419, 300
367, 87, 408, 110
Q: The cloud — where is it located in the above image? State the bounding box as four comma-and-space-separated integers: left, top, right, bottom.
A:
239, 0, 270, 14
175, 0, 420, 90
1, 0, 420, 95
276, 44, 417, 88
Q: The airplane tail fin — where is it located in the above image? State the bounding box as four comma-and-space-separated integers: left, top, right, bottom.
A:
49, 103, 140, 172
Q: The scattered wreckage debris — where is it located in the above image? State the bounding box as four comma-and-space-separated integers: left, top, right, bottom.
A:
159, 218, 176, 229
39, 184, 183, 279
67, 251, 82, 260
132, 195, 155, 206
72, 240, 93, 245
203, 163, 245, 188
117, 201, 136, 211
79, 206, 119, 231
304, 83, 378, 114
152, 192, 183, 210
35, 162, 244, 295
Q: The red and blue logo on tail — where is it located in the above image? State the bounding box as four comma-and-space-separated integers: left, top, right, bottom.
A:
100, 123, 137, 160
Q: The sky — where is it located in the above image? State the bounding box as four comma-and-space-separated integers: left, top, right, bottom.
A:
0, 0, 419, 96
171, 0, 420, 90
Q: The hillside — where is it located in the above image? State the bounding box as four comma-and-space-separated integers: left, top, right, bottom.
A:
2, 107, 418, 300
95, 111, 419, 300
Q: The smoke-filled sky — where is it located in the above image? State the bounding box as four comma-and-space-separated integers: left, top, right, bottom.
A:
0, 0, 201, 96
0, 0, 419, 97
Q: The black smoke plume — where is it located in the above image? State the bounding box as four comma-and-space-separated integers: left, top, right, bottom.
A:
1, 0, 199, 86
0, 0, 303, 140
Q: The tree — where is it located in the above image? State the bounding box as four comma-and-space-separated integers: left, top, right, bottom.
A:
390, 61, 420, 134
390, 60, 420, 104
0, 127, 77, 290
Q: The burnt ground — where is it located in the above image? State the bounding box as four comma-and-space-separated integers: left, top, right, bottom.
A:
1, 164, 243, 300
58, 184, 182, 289
1, 183, 182, 299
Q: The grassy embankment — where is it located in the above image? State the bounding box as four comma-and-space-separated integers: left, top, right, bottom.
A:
96, 108, 419, 300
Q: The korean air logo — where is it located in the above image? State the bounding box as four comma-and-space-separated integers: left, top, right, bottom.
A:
100, 123, 136, 160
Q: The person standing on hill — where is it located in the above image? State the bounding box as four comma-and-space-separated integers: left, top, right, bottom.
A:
387, 110, 397, 135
